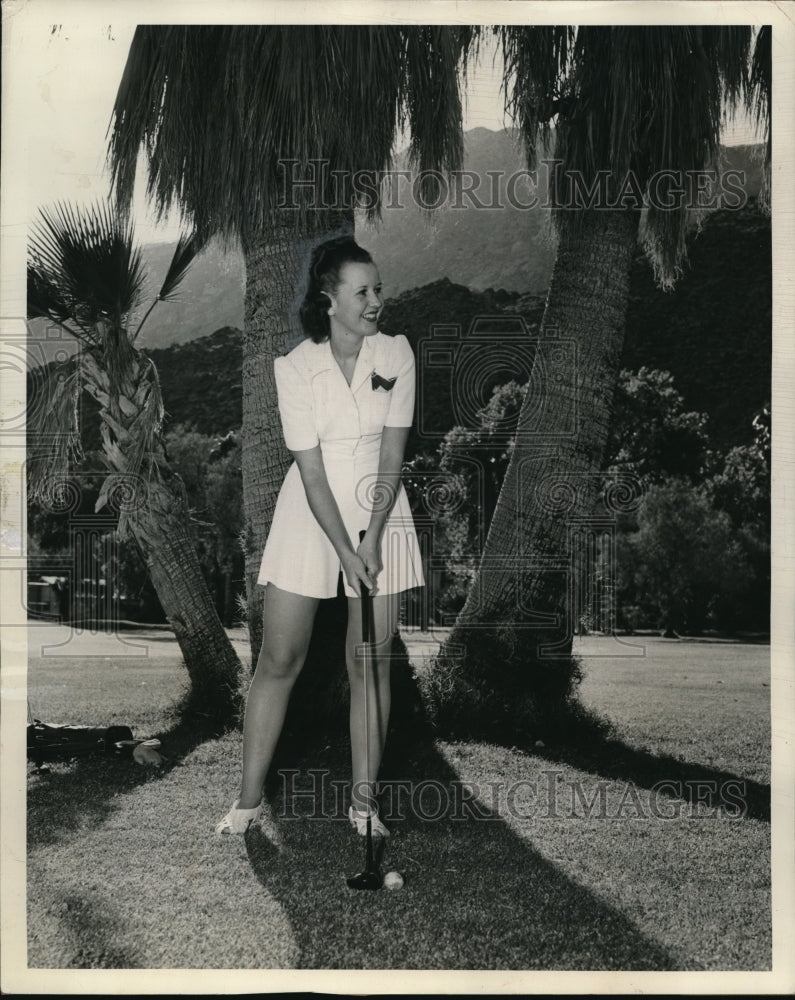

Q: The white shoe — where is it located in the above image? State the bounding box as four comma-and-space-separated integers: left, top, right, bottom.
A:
215, 798, 263, 835
348, 805, 390, 838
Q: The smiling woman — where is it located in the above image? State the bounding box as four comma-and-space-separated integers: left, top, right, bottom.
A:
325, 260, 384, 346
216, 234, 424, 842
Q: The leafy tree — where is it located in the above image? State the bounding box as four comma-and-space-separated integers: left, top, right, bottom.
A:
707, 405, 770, 533
604, 368, 711, 486
704, 405, 770, 631
617, 478, 749, 636
27, 201, 243, 721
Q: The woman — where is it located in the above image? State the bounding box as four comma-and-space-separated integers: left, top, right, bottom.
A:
216, 235, 424, 837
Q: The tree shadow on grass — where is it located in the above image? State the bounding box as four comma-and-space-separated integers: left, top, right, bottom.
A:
244, 738, 678, 971
396, 628, 771, 826
31, 891, 144, 969
530, 735, 770, 823
246, 740, 675, 970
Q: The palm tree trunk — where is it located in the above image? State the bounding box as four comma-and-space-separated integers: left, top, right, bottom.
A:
128, 476, 242, 711
240, 210, 353, 660
82, 353, 243, 719
427, 207, 641, 740
222, 568, 233, 628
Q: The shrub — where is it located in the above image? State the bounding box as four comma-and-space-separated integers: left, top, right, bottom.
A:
617, 478, 753, 634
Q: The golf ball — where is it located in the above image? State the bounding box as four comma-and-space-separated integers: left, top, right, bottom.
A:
383, 870, 404, 891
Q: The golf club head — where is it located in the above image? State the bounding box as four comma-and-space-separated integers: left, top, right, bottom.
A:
346, 868, 382, 891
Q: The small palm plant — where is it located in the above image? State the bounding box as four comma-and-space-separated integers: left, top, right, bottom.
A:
27, 201, 243, 721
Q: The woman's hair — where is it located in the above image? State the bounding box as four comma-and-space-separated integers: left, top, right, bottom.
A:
299, 236, 373, 342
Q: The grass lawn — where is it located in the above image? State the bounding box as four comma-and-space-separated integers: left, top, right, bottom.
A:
25, 628, 770, 970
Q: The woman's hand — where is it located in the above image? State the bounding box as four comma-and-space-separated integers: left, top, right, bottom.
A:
341, 550, 376, 596
355, 532, 383, 595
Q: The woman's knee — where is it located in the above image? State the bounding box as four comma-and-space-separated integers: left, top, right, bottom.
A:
254, 645, 305, 682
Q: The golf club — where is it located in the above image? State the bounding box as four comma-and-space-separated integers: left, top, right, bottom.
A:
346, 531, 382, 891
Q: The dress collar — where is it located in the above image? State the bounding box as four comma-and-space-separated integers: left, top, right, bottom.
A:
323, 333, 376, 393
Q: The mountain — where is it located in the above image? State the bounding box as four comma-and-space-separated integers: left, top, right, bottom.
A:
149, 325, 243, 436
28, 195, 770, 480
132, 240, 245, 348
359, 127, 555, 297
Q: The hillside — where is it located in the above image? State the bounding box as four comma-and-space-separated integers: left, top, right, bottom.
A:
147, 326, 242, 436
623, 201, 770, 448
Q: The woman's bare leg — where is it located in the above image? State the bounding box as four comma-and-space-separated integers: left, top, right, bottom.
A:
237, 584, 319, 809
346, 592, 400, 814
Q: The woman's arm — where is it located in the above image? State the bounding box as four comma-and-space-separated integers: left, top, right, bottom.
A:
366, 425, 410, 541
292, 446, 374, 593
358, 425, 410, 583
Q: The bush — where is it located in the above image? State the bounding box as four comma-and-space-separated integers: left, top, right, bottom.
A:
605, 368, 711, 485
617, 478, 754, 635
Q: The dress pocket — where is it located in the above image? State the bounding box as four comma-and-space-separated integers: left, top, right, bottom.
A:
363, 386, 393, 434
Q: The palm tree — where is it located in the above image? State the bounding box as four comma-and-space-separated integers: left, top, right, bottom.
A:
107, 25, 468, 659
426, 26, 771, 740
27, 201, 243, 720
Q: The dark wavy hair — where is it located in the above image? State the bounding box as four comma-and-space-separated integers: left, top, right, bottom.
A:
299, 236, 374, 342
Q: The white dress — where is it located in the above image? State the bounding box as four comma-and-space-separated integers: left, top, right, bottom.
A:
257, 331, 425, 599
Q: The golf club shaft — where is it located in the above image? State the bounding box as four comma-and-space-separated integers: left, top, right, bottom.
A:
359, 530, 372, 818
345, 532, 381, 890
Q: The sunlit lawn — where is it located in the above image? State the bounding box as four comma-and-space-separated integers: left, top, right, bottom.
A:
25, 628, 770, 970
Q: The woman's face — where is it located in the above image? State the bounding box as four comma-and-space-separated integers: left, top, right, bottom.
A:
326, 261, 383, 340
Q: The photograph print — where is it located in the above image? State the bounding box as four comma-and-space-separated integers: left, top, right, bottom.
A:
2, 0, 793, 994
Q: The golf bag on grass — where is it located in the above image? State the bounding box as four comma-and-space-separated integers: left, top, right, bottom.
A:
27, 719, 165, 771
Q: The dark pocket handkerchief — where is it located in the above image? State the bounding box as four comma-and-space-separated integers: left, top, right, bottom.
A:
371, 372, 397, 391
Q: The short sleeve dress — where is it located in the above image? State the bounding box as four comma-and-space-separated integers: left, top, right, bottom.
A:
257, 331, 425, 599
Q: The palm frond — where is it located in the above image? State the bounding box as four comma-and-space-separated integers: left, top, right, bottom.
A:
747, 25, 771, 210
108, 26, 468, 241
499, 25, 575, 166
28, 199, 150, 399
158, 231, 207, 301
132, 230, 207, 341
27, 358, 84, 501
28, 201, 145, 333
500, 25, 755, 287
748, 26, 771, 141
398, 26, 467, 212
27, 265, 92, 340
